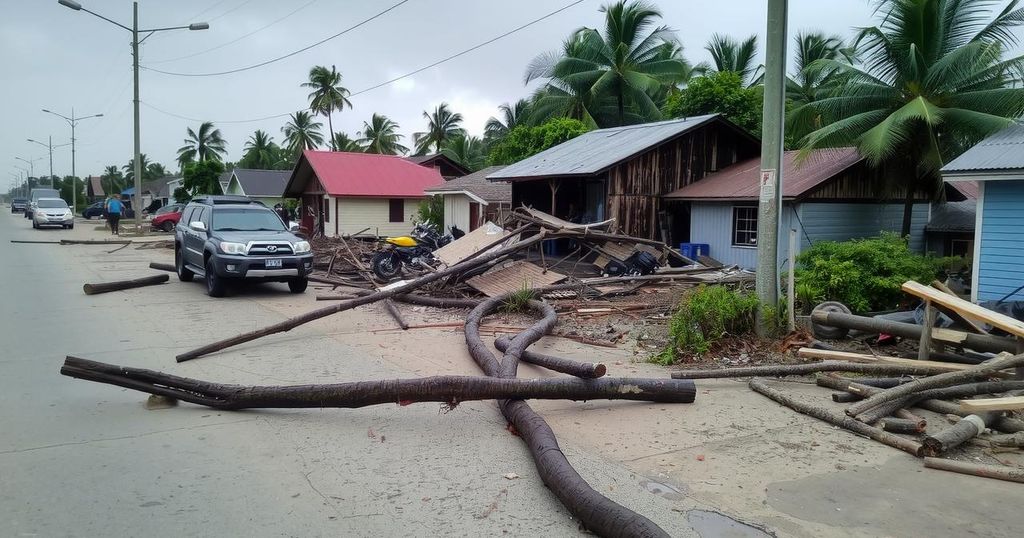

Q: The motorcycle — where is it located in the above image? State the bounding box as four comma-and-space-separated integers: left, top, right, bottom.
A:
370, 223, 463, 280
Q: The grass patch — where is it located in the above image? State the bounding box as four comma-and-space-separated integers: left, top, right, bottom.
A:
656, 285, 760, 365
501, 284, 535, 313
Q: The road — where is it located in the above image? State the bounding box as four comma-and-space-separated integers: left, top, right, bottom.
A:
1, 208, 1022, 537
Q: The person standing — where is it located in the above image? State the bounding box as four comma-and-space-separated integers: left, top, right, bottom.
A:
106, 194, 123, 235
274, 203, 290, 227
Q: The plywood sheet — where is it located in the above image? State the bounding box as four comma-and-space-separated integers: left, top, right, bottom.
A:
433, 222, 514, 267
466, 261, 566, 297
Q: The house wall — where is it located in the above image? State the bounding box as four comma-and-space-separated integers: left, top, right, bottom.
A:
976, 180, 1024, 302
443, 194, 471, 234
327, 196, 421, 237
689, 202, 795, 270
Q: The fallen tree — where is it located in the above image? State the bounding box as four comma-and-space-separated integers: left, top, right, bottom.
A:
671, 361, 958, 379
83, 274, 169, 295
149, 262, 176, 272
494, 335, 607, 379
923, 457, 1024, 483
810, 310, 1017, 354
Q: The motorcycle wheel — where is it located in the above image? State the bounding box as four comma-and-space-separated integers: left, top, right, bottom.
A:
371, 251, 403, 281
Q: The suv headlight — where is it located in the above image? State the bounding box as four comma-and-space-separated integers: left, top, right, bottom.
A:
219, 241, 247, 255
292, 240, 311, 254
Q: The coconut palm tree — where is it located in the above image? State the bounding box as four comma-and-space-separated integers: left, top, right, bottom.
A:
147, 162, 168, 178
785, 32, 855, 143
801, 0, 1024, 236
485, 99, 532, 141
240, 130, 285, 169
525, 32, 607, 127
526, 1, 692, 127
123, 153, 151, 183
303, 65, 352, 150
413, 103, 465, 155
358, 114, 408, 155
176, 121, 228, 169
331, 132, 363, 153
282, 111, 325, 154
101, 165, 122, 196
442, 135, 486, 172
705, 34, 763, 87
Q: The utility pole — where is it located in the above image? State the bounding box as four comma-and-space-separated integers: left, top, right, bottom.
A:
755, 0, 788, 335
42, 108, 101, 210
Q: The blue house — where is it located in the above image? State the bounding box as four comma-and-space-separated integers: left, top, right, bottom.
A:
942, 122, 1024, 303
663, 148, 954, 269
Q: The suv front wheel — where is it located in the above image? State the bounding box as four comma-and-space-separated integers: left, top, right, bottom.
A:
288, 278, 308, 293
205, 258, 226, 297
176, 246, 194, 282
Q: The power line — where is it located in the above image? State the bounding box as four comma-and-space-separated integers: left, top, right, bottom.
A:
139, 0, 588, 124
148, 0, 320, 64
141, 0, 413, 77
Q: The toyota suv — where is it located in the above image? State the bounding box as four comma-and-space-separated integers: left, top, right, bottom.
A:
174, 195, 313, 297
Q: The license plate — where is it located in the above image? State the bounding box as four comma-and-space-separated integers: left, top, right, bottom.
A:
265, 259, 283, 268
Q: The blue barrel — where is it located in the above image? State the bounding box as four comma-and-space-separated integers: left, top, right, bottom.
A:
680, 243, 710, 260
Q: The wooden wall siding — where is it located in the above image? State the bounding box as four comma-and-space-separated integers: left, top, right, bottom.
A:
801, 164, 932, 201
977, 180, 1024, 302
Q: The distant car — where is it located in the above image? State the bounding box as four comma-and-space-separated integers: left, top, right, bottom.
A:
82, 200, 136, 220
151, 203, 184, 232
174, 195, 313, 297
25, 188, 60, 219
11, 197, 28, 213
32, 198, 74, 229
82, 201, 105, 219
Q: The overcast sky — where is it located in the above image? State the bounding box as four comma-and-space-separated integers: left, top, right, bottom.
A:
0, 0, 1012, 186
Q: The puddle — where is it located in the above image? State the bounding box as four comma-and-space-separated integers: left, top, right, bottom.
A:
686, 509, 772, 538
639, 479, 686, 501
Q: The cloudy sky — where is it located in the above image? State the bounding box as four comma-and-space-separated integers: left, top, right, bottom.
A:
0, 0, 1011, 186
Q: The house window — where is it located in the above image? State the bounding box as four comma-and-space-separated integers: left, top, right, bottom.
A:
732, 206, 758, 247
950, 238, 973, 258
389, 198, 405, 223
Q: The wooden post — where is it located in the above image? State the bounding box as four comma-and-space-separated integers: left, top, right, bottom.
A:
787, 227, 796, 332
918, 300, 936, 361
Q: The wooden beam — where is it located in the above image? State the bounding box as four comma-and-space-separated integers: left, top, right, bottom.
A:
959, 396, 1024, 412
796, 348, 1007, 375
903, 281, 1024, 339
931, 280, 987, 334
919, 300, 936, 361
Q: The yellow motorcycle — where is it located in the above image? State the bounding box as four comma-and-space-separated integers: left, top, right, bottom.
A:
371, 223, 461, 280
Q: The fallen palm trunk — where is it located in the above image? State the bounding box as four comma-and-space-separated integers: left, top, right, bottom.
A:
854, 398, 916, 425
923, 457, 1024, 483
10, 239, 61, 244
83, 273, 169, 295
878, 418, 924, 434
494, 335, 606, 379
176, 232, 547, 362
671, 361, 957, 380
382, 299, 409, 330
149, 262, 176, 272
466, 294, 676, 537
61, 239, 132, 245
988, 432, 1024, 448
845, 353, 1024, 418
895, 409, 928, 430
60, 356, 695, 410
811, 310, 1017, 354
922, 412, 999, 455
394, 294, 481, 309
748, 378, 923, 457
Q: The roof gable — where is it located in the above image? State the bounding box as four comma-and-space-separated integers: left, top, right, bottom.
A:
424, 165, 511, 202
286, 150, 444, 198
404, 153, 470, 177
230, 169, 290, 197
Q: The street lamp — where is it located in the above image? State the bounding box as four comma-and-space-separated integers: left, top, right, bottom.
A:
39, 109, 102, 211
15, 157, 41, 181
14, 166, 30, 197
57, 0, 208, 233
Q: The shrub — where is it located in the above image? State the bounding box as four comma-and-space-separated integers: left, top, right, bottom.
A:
656, 285, 760, 364
416, 195, 444, 230
486, 118, 590, 166
795, 232, 955, 313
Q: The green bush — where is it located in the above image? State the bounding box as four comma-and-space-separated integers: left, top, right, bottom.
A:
486, 118, 590, 166
795, 232, 955, 313
656, 285, 760, 364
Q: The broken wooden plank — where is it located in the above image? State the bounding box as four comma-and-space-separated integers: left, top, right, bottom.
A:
433, 221, 513, 267
466, 261, 566, 297
959, 396, 1024, 412
931, 280, 987, 334
902, 281, 1024, 339
797, 348, 1011, 376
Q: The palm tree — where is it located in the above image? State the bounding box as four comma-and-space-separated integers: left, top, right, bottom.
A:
358, 114, 409, 155
147, 162, 168, 178
526, 1, 692, 127
123, 153, 151, 183
485, 99, 531, 141
801, 0, 1024, 236
331, 132, 363, 152
526, 32, 607, 127
101, 165, 122, 196
442, 135, 486, 172
282, 111, 325, 155
413, 103, 466, 155
241, 130, 284, 169
303, 65, 352, 150
705, 34, 763, 87
785, 32, 854, 143
176, 121, 228, 168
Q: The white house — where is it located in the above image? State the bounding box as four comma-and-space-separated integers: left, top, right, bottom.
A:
423, 165, 512, 233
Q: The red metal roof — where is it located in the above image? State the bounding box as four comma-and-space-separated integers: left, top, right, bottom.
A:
664, 148, 863, 200
295, 150, 444, 197
948, 180, 979, 200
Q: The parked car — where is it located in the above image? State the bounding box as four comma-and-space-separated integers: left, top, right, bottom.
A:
25, 188, 60, 219
82, 200, 136, 219
11, 197, 28, 213
31, 198, 74, 229
150, 203, 184, 232
174, 195, 313, 297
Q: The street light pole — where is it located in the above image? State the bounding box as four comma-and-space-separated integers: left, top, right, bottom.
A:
15, 157, 41, 182
28, 137, 74, 203
57, 0, 208, 233
42, 108, 102, 211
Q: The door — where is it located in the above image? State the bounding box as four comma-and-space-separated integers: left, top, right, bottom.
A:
184, 207, 209, 267
300, 195, 315, 234
468, 202, 480, 231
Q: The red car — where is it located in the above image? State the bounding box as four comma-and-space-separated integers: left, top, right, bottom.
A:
150, 203, 185, 232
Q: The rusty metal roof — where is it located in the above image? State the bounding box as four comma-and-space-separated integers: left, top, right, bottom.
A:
663, 148, 863, 201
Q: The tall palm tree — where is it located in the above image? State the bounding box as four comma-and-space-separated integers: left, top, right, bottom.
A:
485, 99, 532, 141
358, 114, 409, 155
101, 165, 122, 196
176, 121, 228, 168
331, 132, 363, 153
785, 32, 855, 143
241, 130, 283, 169
801, 0, 1024, 236
123, 153, 151, 183
526, 1, 691, 127
442, 135, 486, 172
705, 34, 763, 87
303, 65, 352, 150
413, 103, 466, 155
526, 32, 607, 127
147, 162, 168, 178
282, 111, 325, 155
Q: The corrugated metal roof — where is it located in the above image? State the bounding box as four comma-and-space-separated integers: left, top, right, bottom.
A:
287, 150, 443, 197
424, 165, 511, 202
487, 114, 727, 181
231, 169, 290, 197
926, 200, 976, 233
943, 122, 1024, 174
664, 148, 863, 200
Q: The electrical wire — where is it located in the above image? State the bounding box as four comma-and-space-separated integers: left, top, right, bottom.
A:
147, 0, 320, 64
141, 0, 413, 77
141, 101, 302, 124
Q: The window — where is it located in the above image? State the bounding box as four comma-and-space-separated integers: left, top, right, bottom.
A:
950, 238, 974, 258
389, 198, 405, 223
732, 206, 758, 247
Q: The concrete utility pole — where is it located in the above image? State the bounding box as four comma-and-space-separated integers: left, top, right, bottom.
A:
57, 0, 208, 231
755, 0, 789, 335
